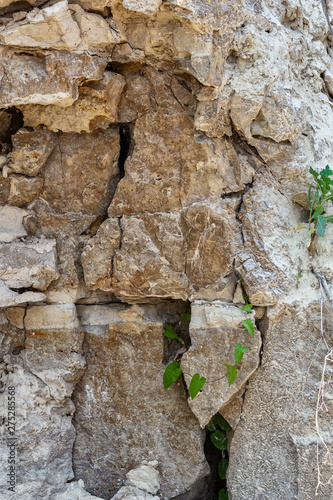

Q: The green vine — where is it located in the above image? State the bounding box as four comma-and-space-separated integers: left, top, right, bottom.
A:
163, 313, 206, 399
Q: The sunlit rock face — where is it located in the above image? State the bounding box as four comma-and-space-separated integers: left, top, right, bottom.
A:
1, 0, 333, 499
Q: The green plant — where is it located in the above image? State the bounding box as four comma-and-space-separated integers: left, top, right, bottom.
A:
224, 301, 254, 386
206, 414, 231, 500
296, 269, 303, 286
298, 166, 333, 255
163, 315, 206, 399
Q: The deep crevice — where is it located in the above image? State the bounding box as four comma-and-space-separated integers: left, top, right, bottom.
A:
118, 123, 134, 179
0, 107, 24, 149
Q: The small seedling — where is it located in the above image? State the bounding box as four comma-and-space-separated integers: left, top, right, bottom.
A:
241, 303, 253, 312
298, 166, 333, 255
296, 269, 303, 286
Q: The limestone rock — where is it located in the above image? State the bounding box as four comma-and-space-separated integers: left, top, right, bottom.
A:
126, 464, 160, 494
22, 71, 125, 133
82, 218, 121, 291
73, 5, 119, 51
9, 128, 56, 176
111, 486, 160, 499
0, 205, 28, 242
73, 304, 209, 499
8, 175, 43, 206
228, 303, 333, 500
55, 479, 105, 499
0, 237, 59, 290
0, 304, 85, 499
181, 301, 261, 427
0, 279, 46, 308
235, 174, 307, 305
122, 0, 162, 14
32, 128, 120, 293
0, 49, 106, 107
0, 1, 81, 50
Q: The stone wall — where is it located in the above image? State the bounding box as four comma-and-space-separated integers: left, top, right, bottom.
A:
1, 0, 333, 499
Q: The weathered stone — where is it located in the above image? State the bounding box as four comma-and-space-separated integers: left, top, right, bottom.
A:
0, 304, 85, 499
122, 0, 162, 14
111, 214, 190, 301
181, 301, 261, 427
10, 128, 56, 176
0, 237, 59, 290
0, 1, 81, 50
22, 72, 125, 133
0, 305, 25, 358
0, 279, 46, 308
32, 129, 120, 293
0, 49, 106, 107
82, 218, 120, 291
55, 479, 105, 500
126, 463, 160, 494
111, 486, 160, 499
73, 304, 209, 499
0, 176, 10, 205
72, 5, 119, 51
228, 303, 333, 500
236, 174, 305, 305
8, 175, 43, 206
0, 205, 28, 241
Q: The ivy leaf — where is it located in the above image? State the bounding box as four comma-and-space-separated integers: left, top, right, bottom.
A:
218, 459, 229, 480
242, 318, 254, 337
213, 413, 232, 432
210, 430, 228, 450
219, 488, 229, 500
316, 214, 327, 237
225, 364, 238, 387
189, 373, 206, 400
241, 304, 253, 312
164, 324, 181, 342
180, 312, 191, 322
205, 421, 216, 432
234, 343, 248, 365
163, 361, 182, 389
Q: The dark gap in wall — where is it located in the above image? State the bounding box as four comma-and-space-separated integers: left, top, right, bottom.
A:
118, 123, 133, 179
162, 300, 191, 365
204, 433, 228, 500
1, 107, 24, 151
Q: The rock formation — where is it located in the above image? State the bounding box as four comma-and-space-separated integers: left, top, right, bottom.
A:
0, 0, 333, 499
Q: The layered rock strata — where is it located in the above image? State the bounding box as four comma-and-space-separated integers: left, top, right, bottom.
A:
0, 0, 333, 499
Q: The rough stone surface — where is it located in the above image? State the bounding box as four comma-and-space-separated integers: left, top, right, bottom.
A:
9, 128, 56, 176
1, 0, 333, 498
0, 205, 28, 242
73, 304, 209, 499
228, 304, 333, 500
126, 464, 160, 494
0, 305, 85, 499
111, 486, 160, 500
0, 49, 106, 107
0, 237, 59, 290
21, 72, 125, 133
181, 301, 261, 428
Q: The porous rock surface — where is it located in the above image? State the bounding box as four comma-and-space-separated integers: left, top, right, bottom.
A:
0, 0, 333, 499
